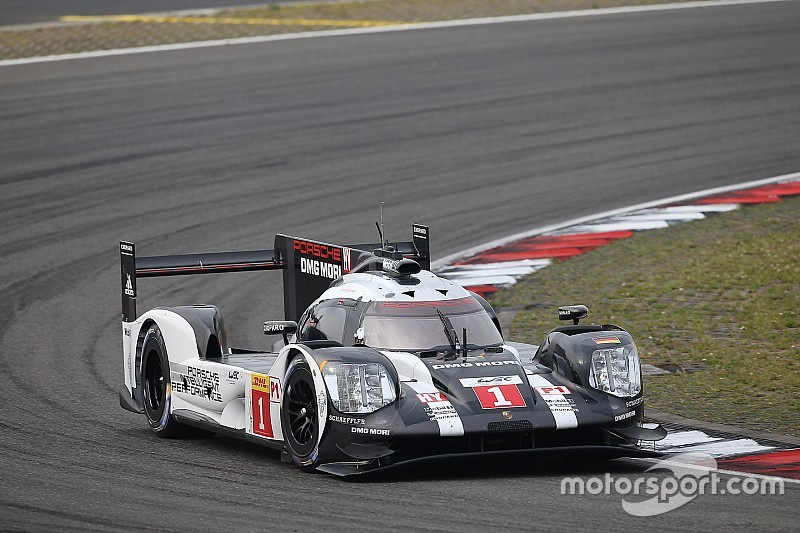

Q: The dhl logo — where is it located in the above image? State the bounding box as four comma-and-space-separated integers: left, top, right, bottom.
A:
252, 373, 270, 393
252, 373, 281, 401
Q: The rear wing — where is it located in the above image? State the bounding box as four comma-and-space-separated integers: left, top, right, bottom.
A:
120, 224, 430, 323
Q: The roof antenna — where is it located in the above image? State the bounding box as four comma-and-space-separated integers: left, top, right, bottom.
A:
376, 201, 387, 248
374, 202, 399, 259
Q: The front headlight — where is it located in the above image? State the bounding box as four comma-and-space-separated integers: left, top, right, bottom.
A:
588, 344, 641, 398
322, 362, 396, 414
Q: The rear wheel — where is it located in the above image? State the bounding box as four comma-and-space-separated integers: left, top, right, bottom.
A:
281, 357, 321, 470
141, 324, 192, 438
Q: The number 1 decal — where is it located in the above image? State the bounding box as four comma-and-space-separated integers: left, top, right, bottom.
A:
251, 373, 273, 438
473, 384, 526, 409
257, 396, 266, 431
486, 386, 513, 407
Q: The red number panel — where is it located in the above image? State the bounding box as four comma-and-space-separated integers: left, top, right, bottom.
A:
473, 384, 526, 409
251, 374, 273, 438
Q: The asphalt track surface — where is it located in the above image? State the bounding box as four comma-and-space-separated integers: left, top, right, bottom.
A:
1, 0, 323, 26
1, 2, 799, 530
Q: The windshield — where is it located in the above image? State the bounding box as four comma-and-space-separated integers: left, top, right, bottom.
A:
360, 298, 503, 351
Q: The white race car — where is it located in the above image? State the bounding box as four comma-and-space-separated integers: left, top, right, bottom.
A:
118, 224, 665, 475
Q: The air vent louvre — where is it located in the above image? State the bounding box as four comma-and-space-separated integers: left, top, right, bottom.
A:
487, 420, 533, 432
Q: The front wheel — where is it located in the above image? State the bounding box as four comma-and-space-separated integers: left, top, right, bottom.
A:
281, 357, 321, 470
141, 324, 192, 438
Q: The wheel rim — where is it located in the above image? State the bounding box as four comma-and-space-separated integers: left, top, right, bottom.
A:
144, 349, 165, 414
286, 374, 316, 447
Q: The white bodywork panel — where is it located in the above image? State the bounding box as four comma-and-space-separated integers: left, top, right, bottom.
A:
122, 269, 508, 447
126, 308, 329, 445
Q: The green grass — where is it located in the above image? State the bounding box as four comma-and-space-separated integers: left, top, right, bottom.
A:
491, 196, 800, 436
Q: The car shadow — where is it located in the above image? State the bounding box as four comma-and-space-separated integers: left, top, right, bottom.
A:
344, 453, 651, 483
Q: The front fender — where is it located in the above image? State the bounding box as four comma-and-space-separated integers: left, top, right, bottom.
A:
285, 345, 402, 465
535, 329, 645, 426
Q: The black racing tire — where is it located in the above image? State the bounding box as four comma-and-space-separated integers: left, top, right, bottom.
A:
141, 324, 192, 438
281, 357, 321, 470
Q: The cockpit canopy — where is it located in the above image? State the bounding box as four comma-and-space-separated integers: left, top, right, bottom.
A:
298, 295, 503, 352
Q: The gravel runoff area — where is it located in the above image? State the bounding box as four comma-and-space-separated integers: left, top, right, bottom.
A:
490, 196, 800, 437
2, 0, 711, 60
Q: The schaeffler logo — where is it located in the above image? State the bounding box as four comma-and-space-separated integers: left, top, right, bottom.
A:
561, 452, 785, 516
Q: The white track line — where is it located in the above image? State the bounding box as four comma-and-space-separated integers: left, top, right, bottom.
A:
549, 220, 673, 233
636, 205, 740, 214
1, 0, 795, 67
441, 266, 543, 278
661, 439, 774, 457
658, 430, 723, 447
438, 259, 551, 272
444, 274, 519, 286
606, 212, 707, 222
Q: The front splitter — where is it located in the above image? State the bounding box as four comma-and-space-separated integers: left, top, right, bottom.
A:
317, 444, 661, 477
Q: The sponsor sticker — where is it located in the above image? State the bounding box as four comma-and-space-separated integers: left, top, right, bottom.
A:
329, 415, 365, 425
424, 401, 460, 422
432, 360, 519, 370
459, 375, 523, 388
380, 297, 472, 309
293, 239, 342, 261
408, 383, 464, 436
263, 322, 288, 333
252, 373, 269, 393
615, 410, 636, 422
173, 366, 222, 402
351, 427, 390, 436
594, 336, 621, 345
300, 257, 341, 279
317, 390, 327, 417
270, 377, 281, 403
416, 392, 447, 404
527, 374, 579, 427
534, 385, 572, 396
626, 396, 644, 408
541, 396, 578, 413
294, 239, 343, 280
124, 274, 135, 297
251, 372, 273, 438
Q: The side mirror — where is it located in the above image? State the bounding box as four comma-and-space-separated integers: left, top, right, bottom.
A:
354, 327, 366, 346
264, 320, 298, 345
558, 305, 588, 325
